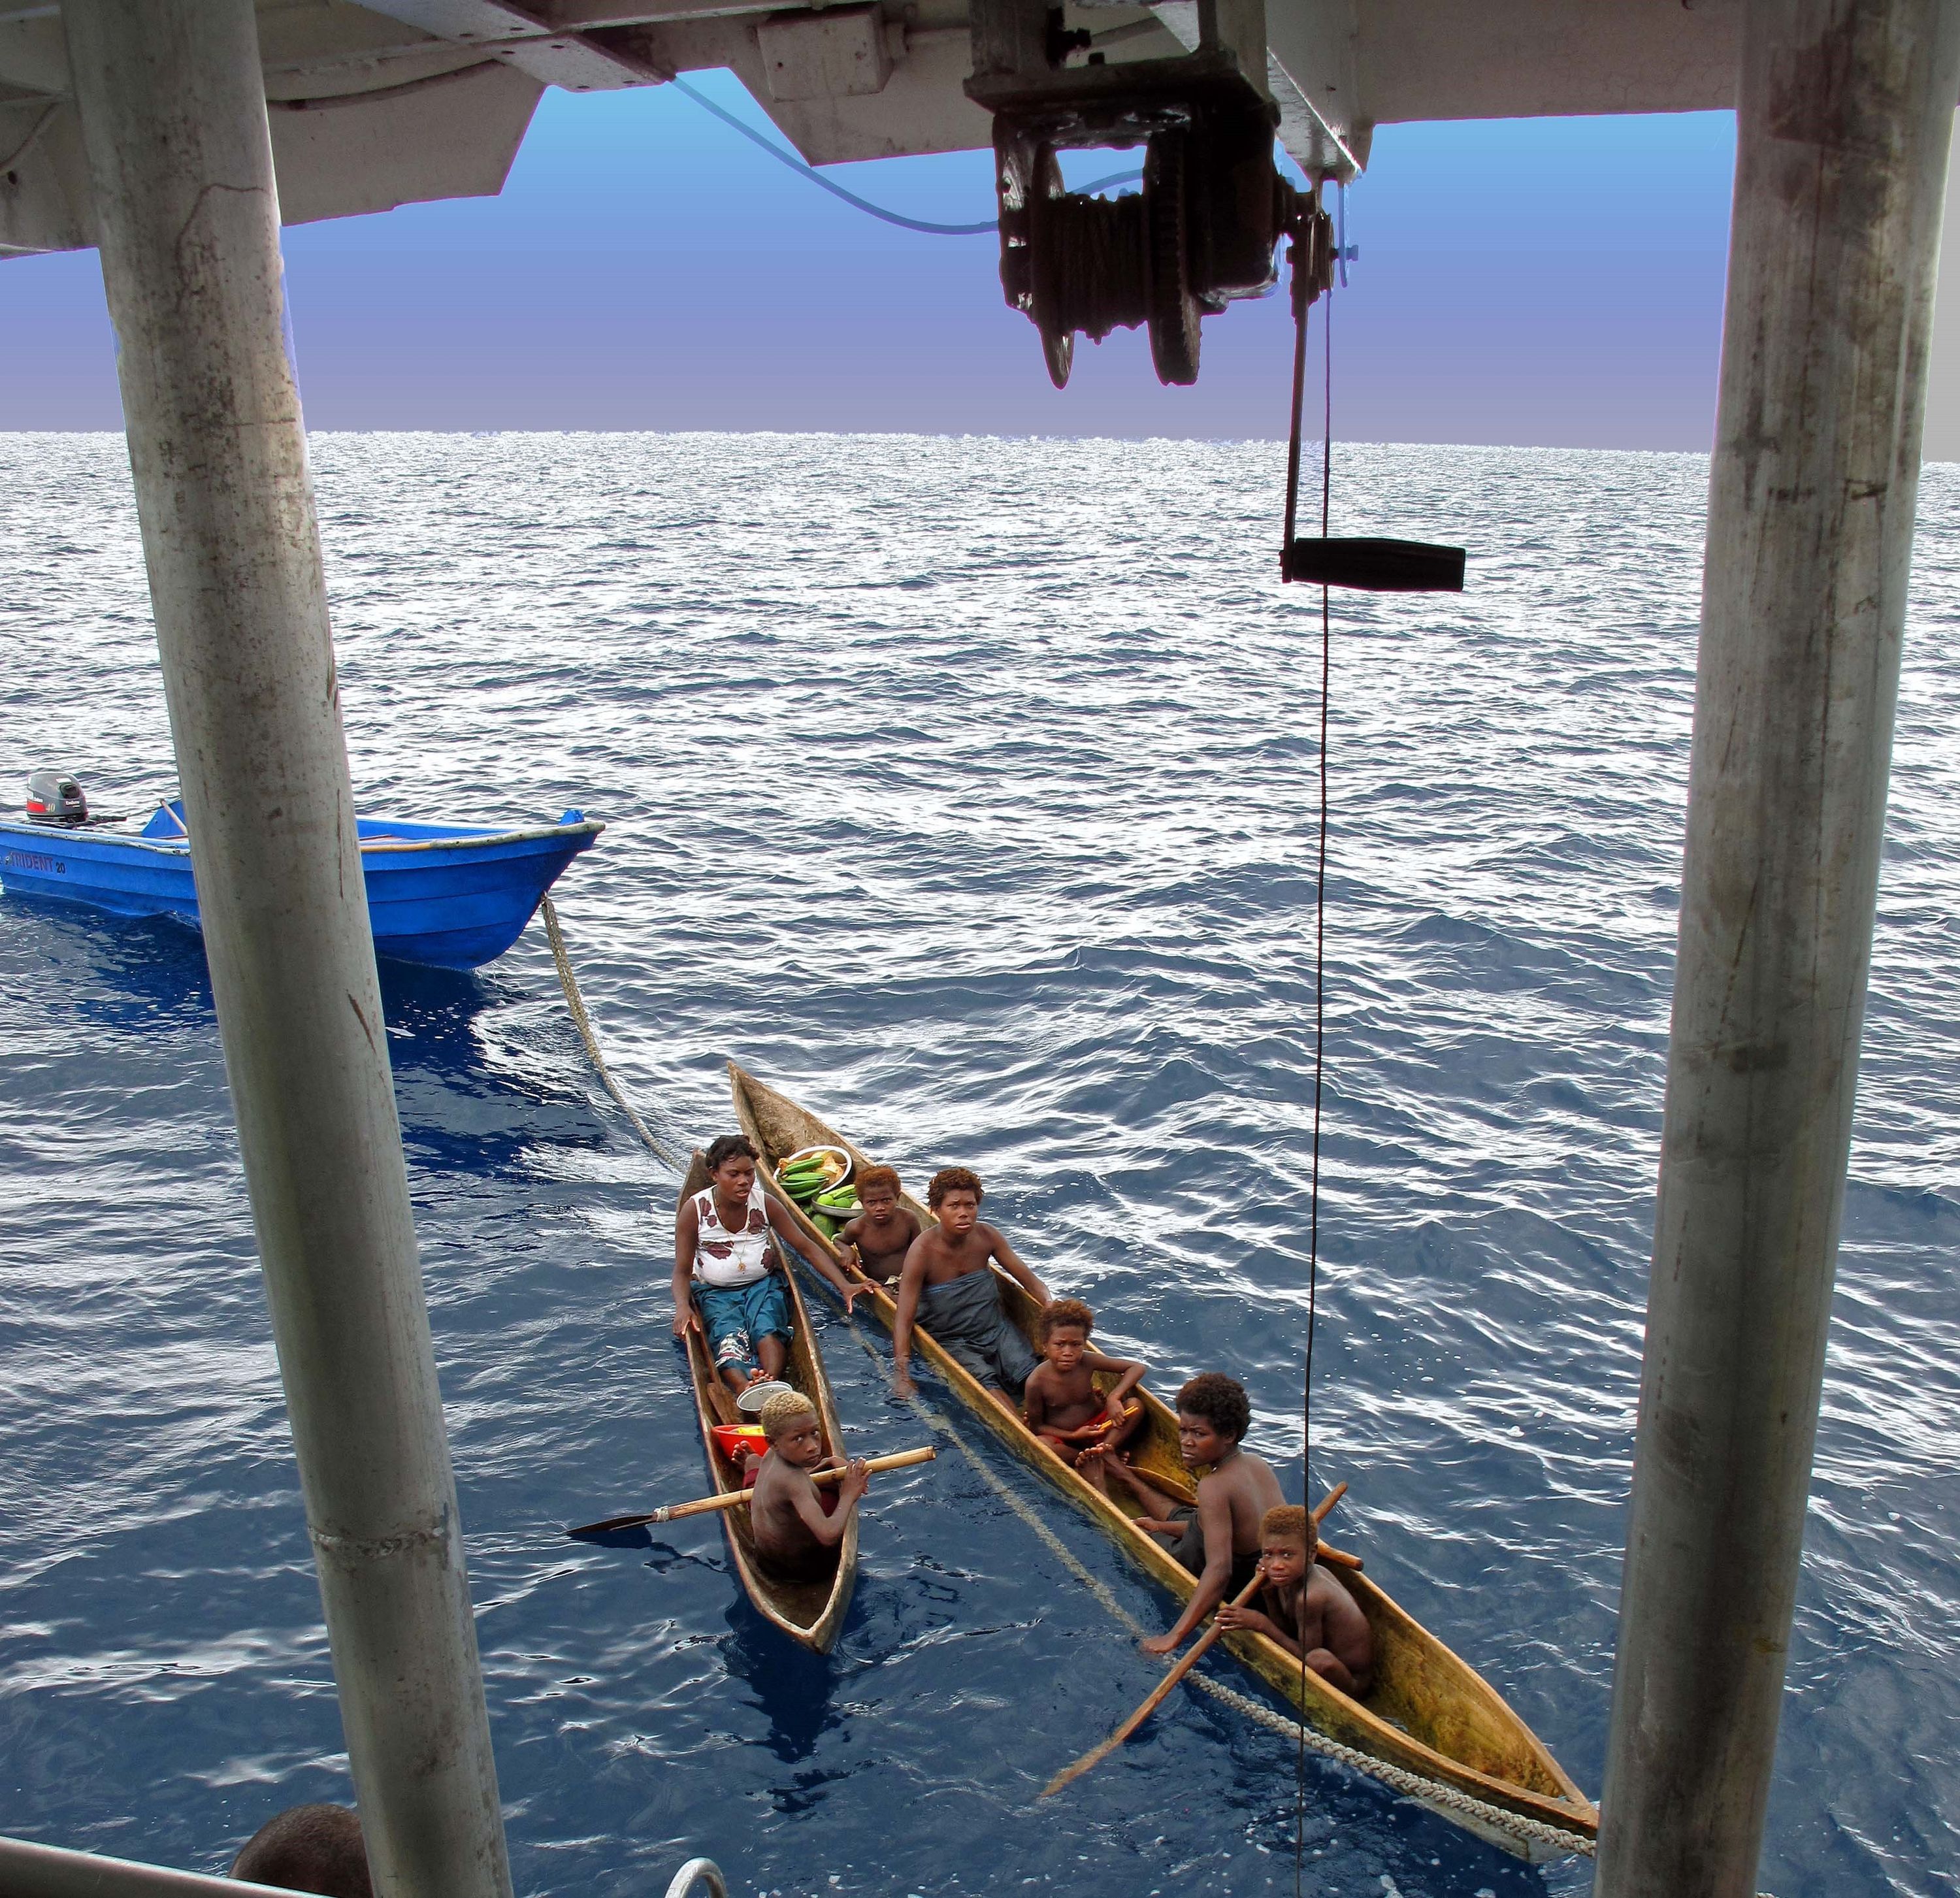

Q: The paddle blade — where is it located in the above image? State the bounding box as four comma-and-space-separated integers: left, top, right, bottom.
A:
1043, 1731, 1125, 1798
1282, 538, 1465, 591
572, 1524, 653, 1549
566, 1511, 657, 1540
1045, 1571, 1262, 1796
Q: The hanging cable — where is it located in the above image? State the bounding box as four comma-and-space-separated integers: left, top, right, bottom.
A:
671, 75, 1139, 235
1307, 233, 1331, 1501
1281, 203, 1313, 553
1275, 191, 1335, 1533
1279, 184, 1336, 1898
267, 60, 501, 111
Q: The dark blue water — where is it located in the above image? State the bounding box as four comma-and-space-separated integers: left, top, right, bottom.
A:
1, 433, 1956, 1898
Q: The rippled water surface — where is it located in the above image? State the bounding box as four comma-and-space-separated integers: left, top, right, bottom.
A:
1, 432, 1956, 1898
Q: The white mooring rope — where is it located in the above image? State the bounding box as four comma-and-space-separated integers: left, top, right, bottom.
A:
541, 894, 685, 1170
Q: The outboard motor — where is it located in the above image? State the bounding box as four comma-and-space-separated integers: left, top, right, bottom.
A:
25, 769, 87, 825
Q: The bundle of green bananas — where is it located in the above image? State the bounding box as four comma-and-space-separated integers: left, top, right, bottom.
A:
775, 1146, 849, 1203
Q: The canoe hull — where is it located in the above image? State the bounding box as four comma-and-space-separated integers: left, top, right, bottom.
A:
678, 1149, 857, 1654
0, 811, 601, 970
727, 1062, 1599, 1856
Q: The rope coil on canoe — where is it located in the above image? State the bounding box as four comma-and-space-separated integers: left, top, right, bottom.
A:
1188, 1676, 1597, 1857
541, 894, 685, 1170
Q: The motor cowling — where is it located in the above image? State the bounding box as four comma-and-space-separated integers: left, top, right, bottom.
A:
26, 769, 87, 825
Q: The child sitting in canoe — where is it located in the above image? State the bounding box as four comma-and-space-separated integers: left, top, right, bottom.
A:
1023, 1297, 1145, 1490
832, 1164, 919, 1286
748, 1389, 870, 1582
1092, 1373, 1284, 1656
674, 1134, 862, 1394
890, 1166, 1050, 1412
1216, 1503, 1374, 1696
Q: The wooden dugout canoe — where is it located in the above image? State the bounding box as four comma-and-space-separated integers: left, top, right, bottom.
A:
728, 1062, 1600, 1857
676, 1149, 857, 1654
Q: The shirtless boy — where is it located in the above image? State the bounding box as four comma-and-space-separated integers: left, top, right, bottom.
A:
1217, 1503, 1375, 1696
1023, 1298, 1145, 1492
1096, 1373, 1284, 1656
890, 1166, 1050, 1411
747, 1389, 870, 1582
833, 1165, 919, 1286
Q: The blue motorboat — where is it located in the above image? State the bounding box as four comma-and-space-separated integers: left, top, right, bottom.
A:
0, 779, 603, 971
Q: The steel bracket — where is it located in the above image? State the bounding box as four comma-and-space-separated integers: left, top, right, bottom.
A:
966, 0, 1294, 386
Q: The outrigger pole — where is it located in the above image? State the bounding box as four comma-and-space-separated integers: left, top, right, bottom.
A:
1598, 3, 1959, 1893
61, 7, 513, 1898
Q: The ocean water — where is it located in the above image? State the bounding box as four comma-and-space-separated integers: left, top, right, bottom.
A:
0, 431, 1955, 1898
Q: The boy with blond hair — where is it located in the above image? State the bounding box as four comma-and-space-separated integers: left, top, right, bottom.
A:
747, 1388, 868, 1581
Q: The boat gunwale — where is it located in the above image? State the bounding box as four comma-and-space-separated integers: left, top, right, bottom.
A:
0, 816, 606, 858
727, 1061, 1599, 1840
357, 819, 606, 855
678, 1147, 857, 1655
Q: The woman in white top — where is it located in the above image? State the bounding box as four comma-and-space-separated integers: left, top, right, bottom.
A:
674, 1134, 860, 1394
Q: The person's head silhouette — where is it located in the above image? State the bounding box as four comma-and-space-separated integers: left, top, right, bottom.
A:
229, 1804, 372, 1898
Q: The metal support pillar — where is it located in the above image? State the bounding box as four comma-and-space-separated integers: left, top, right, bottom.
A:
60, 8, 513, 1897
1597, 3, 1959, 1894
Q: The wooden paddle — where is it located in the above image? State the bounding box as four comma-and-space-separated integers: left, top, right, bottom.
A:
565, 1445, 936, 1537
1043, 1567, 1267, 1797
1042, 1481, 1350, 1797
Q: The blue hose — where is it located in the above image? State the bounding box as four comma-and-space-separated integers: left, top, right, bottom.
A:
670, 75, 1141, 236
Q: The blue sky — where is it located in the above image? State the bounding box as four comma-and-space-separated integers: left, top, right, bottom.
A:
3, 76, 1741, 445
